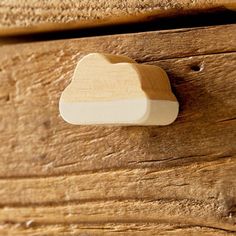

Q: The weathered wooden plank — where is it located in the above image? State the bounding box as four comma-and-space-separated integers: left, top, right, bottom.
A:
1, 223, 235, 236
0, 158, 235, 206
0, 158, 235, 231
0, 24, 236, 234
0, 25, 235, 178
0, 0, 235, 36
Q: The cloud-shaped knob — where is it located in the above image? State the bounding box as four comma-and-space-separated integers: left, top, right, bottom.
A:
59, 53, 179, 126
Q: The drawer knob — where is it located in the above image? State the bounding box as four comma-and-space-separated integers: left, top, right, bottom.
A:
59, 53, 179, 126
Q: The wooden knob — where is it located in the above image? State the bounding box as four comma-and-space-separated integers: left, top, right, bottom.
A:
59, 53, 179, 126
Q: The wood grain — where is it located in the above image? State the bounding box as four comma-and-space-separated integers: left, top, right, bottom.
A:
0, 24, 236, 235
0, 0, 235, 36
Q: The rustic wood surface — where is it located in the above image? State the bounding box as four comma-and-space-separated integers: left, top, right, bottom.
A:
0, 24, 236, 235
0, 0, 235, 36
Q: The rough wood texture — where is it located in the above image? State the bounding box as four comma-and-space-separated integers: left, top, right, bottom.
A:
0, 24, 236, 235
0, 0, 235, 36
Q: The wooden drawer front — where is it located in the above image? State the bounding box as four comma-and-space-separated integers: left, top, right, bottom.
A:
0, 24, 236, 235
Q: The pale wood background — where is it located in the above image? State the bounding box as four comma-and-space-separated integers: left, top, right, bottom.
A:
0, 0, 235, 36
0, 22, 235, 235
